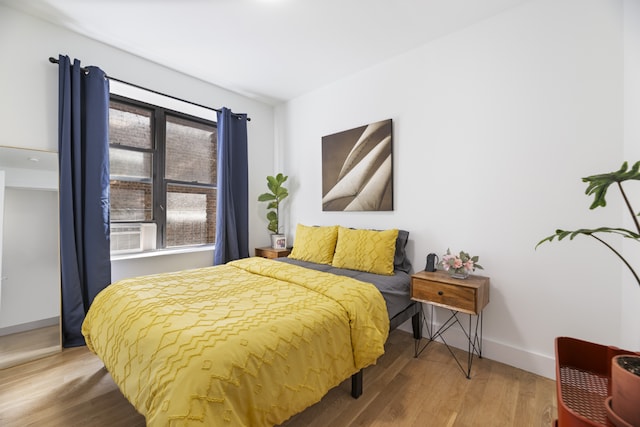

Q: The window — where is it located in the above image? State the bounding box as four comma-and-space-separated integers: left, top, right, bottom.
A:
109, 95, 217, 252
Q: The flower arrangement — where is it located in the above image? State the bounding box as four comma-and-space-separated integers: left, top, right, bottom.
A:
439, 249, 483, 278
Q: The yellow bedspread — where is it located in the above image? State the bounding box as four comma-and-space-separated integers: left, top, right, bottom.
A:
82, 257, 389, 426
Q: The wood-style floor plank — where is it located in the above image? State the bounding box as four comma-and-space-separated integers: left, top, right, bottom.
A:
0, 330, 556, 426
0, 325, 60, 370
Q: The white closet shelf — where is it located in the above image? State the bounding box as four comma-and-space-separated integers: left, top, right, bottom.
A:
0, 147, 58, 190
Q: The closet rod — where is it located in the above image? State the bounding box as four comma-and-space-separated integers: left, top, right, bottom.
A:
48, 57, 250, 121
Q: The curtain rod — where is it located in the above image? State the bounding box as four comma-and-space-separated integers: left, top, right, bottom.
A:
48, 57, 250, 121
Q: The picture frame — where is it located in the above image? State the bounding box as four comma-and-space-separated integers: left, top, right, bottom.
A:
321, 119, 393, 211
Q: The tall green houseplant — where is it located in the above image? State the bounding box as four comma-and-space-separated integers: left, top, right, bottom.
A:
258, 173, 289, 234
537, 161, 640, 287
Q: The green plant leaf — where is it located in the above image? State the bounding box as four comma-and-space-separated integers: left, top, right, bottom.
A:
266, 177, 278, 193
583, 161, 640, 210
258, 193, 276, 202
274, 188, 288, 199
275, 173, 288, 184
536, 227, 640, 249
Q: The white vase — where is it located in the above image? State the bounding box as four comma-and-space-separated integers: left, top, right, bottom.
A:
271, 234, 286, 249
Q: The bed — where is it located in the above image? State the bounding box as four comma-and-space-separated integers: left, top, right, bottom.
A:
81, 225, 419, 426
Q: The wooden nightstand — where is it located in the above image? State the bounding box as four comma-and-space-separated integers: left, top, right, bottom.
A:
410, 270, 490, 378
254, 247, 291, 259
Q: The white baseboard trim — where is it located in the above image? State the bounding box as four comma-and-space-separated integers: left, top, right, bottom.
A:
397, 319, 555, 380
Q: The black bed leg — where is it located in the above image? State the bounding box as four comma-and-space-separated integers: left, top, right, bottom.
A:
411, 310, 422, 340
351, 370, 363, 399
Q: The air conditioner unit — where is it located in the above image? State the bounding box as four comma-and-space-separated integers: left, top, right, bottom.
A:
110, 223, 157, 254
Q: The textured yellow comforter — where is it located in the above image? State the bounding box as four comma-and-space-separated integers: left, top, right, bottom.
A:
82, 257, 389, 426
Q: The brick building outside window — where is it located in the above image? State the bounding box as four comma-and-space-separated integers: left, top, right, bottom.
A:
109, 95, 217, 253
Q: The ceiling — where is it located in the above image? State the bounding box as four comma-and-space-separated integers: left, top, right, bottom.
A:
6, 0, 530, 105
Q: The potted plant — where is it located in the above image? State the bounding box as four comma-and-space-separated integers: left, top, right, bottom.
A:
537, 161, 640, 426
258, 173, 289, 249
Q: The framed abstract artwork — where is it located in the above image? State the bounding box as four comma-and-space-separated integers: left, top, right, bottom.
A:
321, 119, 393, 211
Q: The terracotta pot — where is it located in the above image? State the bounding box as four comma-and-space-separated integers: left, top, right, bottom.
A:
608, 355, 640, 427
605, 397, 632, 427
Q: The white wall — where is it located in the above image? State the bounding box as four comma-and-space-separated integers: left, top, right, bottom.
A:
111, 249, 215, 283
277, 0, 630, 378
621, 0, 640, 349
0, 3, 277, 281
1, 188, 59, 329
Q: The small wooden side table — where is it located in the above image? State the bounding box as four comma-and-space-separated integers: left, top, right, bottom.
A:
410, 270, 490, 378
254, 247, 291, 259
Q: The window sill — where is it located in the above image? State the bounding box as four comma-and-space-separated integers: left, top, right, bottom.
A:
110, 244, 214, 261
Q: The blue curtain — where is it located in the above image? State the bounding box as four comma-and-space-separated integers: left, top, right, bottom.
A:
57, 55, 112, 347
214, 107, 249, 265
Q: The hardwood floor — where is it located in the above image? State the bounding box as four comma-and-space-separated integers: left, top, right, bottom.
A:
0, 325, 60, 370
0, 330, 557, 426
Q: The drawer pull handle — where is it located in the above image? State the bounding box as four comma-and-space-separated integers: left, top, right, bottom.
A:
438, 291, 444, 296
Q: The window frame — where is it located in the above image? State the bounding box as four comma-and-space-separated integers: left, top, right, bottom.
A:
109, 94, 217, 251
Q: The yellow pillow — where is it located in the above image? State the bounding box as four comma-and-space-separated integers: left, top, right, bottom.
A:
332, 227, 399, 275
289, 224, 338, 265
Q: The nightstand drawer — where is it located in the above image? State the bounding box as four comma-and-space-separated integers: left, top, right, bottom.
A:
410, 270, 489, 315
412, 279, 476, 312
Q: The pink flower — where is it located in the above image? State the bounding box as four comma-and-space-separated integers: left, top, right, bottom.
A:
441, 254, 454, 270
438, 249, 483, 274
